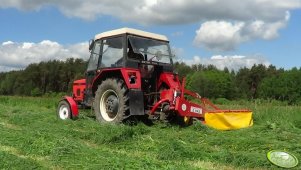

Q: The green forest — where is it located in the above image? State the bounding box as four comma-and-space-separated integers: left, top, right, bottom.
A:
0, 58, 87, 97
0, 59, 301, 104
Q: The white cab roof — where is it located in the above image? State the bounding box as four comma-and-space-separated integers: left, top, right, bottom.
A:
94, 27, 168, 41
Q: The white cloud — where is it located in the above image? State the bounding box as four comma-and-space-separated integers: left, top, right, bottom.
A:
194, 11, 291, 51
180, 55, 270, 71
2, 41, 14, 46
1, 0, 299, 51
194, 21, 245, 51
0, 1, 300, 69
0, 0, 301, 51
0, 40, 269, 72
0, 0, 299, 24
0, 40, 89, 72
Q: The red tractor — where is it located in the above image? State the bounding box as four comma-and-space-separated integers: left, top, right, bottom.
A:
57, 28, 253, 130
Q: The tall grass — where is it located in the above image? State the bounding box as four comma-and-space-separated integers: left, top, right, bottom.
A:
0, 96, 300, 169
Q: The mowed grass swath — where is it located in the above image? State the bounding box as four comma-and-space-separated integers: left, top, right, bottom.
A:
0, 96, 300, 169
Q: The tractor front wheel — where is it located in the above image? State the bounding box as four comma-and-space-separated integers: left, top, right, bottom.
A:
94, 79, 129, 123
57, 100, 72, 120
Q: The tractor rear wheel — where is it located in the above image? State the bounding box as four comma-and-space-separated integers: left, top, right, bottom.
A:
57, 100, 72, 120
94, 78, 129, 123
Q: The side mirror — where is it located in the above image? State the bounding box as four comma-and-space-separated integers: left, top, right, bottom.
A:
89, 39, 95, 51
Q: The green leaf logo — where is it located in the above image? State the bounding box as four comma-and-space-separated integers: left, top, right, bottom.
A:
267, 150, 299, 168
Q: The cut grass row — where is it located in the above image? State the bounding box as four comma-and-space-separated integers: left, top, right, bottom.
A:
0, 96, 300, 169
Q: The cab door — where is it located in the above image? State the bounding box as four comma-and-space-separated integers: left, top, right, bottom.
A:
84, 40, 102, 105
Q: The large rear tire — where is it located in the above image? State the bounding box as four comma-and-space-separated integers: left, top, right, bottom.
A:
94, 79, 129, 123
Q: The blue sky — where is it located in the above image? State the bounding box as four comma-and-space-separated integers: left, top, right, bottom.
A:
0, 0, 301, 72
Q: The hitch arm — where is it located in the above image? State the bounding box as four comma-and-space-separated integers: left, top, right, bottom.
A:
149, 98, 169, 115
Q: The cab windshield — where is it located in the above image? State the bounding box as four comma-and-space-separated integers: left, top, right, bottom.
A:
128, 35, 173, 64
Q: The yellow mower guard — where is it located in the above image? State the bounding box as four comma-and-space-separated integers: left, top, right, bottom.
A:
205, 111, 253, 130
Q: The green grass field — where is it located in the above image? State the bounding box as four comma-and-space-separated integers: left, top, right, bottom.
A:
0, 96, 300, 170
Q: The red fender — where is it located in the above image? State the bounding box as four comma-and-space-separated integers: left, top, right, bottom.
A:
62, 96, 79, 117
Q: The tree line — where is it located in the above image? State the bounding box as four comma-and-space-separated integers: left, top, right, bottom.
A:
0, 59, 300, 104
0, 58, 87, 96
175, 62, 301, 104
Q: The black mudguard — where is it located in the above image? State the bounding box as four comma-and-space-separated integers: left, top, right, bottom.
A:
128, 89, 145, 115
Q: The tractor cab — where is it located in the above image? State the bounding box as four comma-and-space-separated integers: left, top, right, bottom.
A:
126, 35, 173, 78
87, 27, 173, 74
84, 28, 175, 107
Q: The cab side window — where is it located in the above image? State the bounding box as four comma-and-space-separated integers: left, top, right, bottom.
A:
100, 37, 124, 68
87, 41, 101, 71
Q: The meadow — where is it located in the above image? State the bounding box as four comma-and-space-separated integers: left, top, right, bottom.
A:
0, 96, 300, 169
